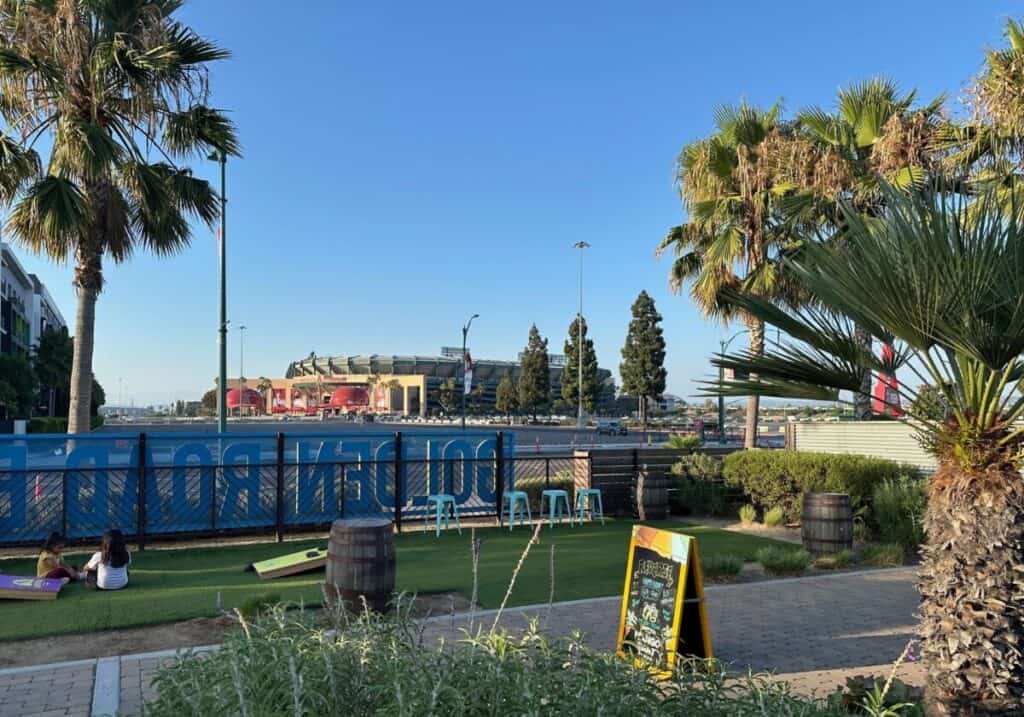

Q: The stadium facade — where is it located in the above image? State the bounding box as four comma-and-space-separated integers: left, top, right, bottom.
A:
226, 350, 614, 417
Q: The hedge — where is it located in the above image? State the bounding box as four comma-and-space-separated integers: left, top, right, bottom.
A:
721, 449, 919, 523
28, 415, 105, 433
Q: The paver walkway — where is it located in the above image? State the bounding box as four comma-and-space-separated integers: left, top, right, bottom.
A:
0, 567, 921, 716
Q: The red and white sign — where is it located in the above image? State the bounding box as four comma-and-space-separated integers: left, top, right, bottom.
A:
872, 344, 904, 417
464, 352, 473, 395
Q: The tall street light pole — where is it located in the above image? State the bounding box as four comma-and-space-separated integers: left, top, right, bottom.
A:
461, 313, 479, 431
239, 324, 247, 417
210, 150, 228, 434
718, 329, 749, 444
573, 241, 590, 429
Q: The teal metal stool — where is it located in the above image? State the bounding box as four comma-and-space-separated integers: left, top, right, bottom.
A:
575, 488, 605, 525
539, 489, 574, 528
500, 490, 531, 530
425, 495, 461, 537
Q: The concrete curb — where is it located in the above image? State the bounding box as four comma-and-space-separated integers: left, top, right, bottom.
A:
91, 656, 119, 717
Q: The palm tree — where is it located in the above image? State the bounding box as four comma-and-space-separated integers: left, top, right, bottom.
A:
256, 377, 273, 416
0, 0, 238, 433
775, 78, 943, 418
658, 101, 801, 448
712, 185, 1024, 714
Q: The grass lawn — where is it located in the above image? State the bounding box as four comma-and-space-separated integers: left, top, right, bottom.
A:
0, 520, 790, 641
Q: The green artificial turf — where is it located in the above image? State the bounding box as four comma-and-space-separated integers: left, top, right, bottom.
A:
0, 520, 791, 641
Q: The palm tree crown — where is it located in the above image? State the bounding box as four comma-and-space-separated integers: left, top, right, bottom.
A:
0, 0, 238, 433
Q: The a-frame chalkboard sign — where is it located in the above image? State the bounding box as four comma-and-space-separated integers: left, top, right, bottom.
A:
615, 525, 712, 677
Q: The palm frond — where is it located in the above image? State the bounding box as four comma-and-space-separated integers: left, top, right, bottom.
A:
163, 105, 240, 157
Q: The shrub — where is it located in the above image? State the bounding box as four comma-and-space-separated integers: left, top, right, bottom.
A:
669, 454, 736, 517
861, 543, 905, 567
738, 504, 757, 524
145, 603, 848, 716
813, 550, 853, 570
664, 433, 701, 450
722, 450, 918, 523
755, 547, 811, 576
763, 507, 785, 527
701, 554, 744, 581
27, 415, 104, 433
871, 477, 927, 556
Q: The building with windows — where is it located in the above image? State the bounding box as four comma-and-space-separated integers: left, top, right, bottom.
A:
0, 243, 67, 358
226, 350, 614, 417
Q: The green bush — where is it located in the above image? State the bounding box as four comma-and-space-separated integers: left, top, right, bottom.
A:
763, 507, 785, 527
722, 450, 918, 523
701, 554, 744, 581
27, 415, 105, 433
755, 547, 812, 576
861, 543, 905, 567
237, 592, 282, 620
871, 477, 927, 556
664, 433, 701, 450
738, 504, 757, 524
813, 550, 853, 570
669, 454, 736, 517
145, 603, 849, 716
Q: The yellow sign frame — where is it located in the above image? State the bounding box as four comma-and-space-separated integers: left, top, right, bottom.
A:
615, 525, 713, 677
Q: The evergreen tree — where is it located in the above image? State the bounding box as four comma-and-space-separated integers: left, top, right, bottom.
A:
562, 316, 599, 413
620, 291, 667, 428
0, 354, 36, 419
438, 378, 457, 416
518, 325, 550, 420
495, 373, 518, 421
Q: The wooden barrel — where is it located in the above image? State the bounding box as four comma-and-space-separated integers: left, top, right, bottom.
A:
631, 467, 669, 521
325, 518, 396, 613
801, 493, 853, 556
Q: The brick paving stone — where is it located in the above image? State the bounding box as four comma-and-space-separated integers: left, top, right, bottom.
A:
0, 662, 95, 717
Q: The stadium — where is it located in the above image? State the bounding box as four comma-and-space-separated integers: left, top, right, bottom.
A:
225, 349, 614, 417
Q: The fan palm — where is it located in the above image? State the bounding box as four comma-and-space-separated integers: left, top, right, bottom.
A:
0, 0, 238, 433
775, 78, 943, 418
658, 101, 801, 447
711, 184, 1024, 714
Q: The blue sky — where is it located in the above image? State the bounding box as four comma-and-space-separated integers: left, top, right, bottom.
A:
8, 1, 1015, 406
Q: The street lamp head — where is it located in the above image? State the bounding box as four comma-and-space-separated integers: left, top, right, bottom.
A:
573, 241, 591, 249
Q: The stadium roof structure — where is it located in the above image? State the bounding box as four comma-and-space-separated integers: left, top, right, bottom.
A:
285, 354, 611, 383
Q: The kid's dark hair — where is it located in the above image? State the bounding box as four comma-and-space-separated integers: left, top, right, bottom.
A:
101, 529, 130, 569
41, 532, 65, 552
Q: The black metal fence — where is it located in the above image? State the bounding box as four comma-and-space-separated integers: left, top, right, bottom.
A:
0, 443, 589, 548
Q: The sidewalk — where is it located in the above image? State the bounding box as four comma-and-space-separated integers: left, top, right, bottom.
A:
0, 567, 921, 716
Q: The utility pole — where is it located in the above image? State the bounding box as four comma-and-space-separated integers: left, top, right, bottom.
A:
239, 325, 247, 418
461, 314, 479, 431
573, 241, 590, 429
211, 150, 228, 434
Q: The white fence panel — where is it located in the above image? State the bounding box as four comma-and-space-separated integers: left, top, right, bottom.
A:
788, 421, 936, 472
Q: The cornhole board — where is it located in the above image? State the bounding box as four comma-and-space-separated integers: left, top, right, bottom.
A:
616, 525, 712, 678
253, 547, 328, 580
0, 575, 64, 600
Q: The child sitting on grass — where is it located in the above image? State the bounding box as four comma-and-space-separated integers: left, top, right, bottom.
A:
83, 529, 131, 591
36, 532, 81, 583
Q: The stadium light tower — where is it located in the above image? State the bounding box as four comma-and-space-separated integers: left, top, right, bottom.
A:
461, 313, 479, 431
574, 241, 590, 429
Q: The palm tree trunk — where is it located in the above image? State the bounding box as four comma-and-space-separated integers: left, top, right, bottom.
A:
744, 318, 764, 449
918, 459, 1024, 715
853, 324, 873, 420
68, 284, 97, 434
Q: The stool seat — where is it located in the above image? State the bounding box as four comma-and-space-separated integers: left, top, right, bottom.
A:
425, 494, 461, 537
574, 488, 605, 525
500, 490, 531, 530
540, 489, 574, 528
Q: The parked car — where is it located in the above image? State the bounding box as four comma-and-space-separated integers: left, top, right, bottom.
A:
596, 420, 628, 436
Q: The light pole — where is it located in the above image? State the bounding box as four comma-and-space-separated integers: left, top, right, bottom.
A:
210, 150, 228, 434
718, 329, 748, 445
238, 325, 247, 418
573, 241, 590, 429
461, 313, 479, 431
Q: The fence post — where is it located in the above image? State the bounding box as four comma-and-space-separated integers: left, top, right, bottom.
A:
275, 432, 285, 542
495, 431, 504, 525
393, 431, 403, 533
137, 432, 147, 551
